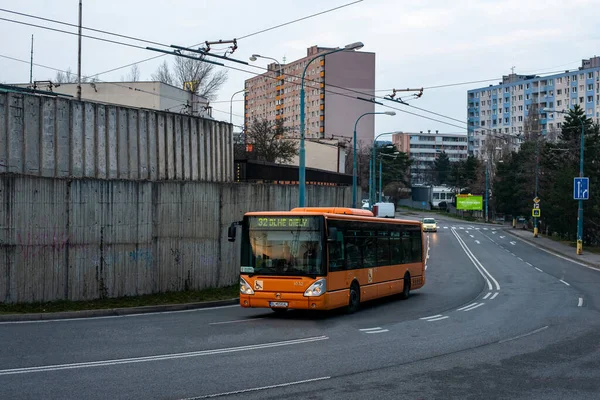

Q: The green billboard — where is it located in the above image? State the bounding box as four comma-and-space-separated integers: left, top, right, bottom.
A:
456, 195, 483, 210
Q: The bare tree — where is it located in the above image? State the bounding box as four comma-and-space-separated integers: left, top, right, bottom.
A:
54, 67, 77, 84
152, 52, 227, 100
125, 64, 141, 82
246, 118, 298, 163
151, 60, 174, 86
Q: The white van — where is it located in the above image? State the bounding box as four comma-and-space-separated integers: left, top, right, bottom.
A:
373, 202, 395, 218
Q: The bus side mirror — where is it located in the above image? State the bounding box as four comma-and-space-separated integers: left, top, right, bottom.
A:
228, 223, 237, 242
327, 227, 338, 242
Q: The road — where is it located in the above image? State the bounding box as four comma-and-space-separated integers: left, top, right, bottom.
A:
2, 213, 600, 399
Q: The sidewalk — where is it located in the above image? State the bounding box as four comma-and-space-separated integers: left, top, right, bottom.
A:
0, 298, 239, 322
505, 228, 600, 269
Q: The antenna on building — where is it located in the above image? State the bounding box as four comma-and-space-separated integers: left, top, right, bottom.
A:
282, 55, 286, 64
511, 66, 516, 74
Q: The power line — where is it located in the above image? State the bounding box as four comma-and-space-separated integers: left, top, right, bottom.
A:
0, 16, 150, 50
0, 7, 166, 47
237, 0, 363, 40
90, 0, 363, 78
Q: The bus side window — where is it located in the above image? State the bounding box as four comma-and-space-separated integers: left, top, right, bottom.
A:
411, 229, 423, 262
328, 230, 346, 272
345, 231, 362, 270
390, 233, 402, 264
401, 230, 412, 263
362, 230, 377, 268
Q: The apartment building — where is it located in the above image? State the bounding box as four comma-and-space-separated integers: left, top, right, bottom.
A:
244, 45, 376, 148
467, 56, 600, 158
392, 130, 468, 184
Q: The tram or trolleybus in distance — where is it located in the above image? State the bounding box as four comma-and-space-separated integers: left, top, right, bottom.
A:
228, 207, 426, 313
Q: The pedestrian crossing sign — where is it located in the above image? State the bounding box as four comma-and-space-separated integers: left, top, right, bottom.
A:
532, 208, 541, 217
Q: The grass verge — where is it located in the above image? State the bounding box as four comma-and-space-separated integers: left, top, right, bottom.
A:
0, 285, 239, 315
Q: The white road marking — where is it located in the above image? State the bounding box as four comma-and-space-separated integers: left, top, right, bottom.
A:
492, 228, 497, 231
469, 234, 474, 238
535, 267, 543, 272
457, 303, 478, 311
209, 318, 265, 325
483, 292, 492, 299
451, 229, 501, 291
518, 257, 523, 261
578, 297, 584, 307
492, 231, 497, 235
499, 236, 506, 239
359, 327, 382, 331
0, 336, 329, 376
452, 226, 456, 229
498, 326, 549, 344
475, 227, 480, 230
427, 316, 449, 322
459, 227, 464, 230
483, 228, 488, 230
443, 226, 448, 229
420, 314, 443, 320
510, 253, 516, 256
490, 292, 499, 300
505, 249, 510, 253
526, 262, 533, 266
508, 232, 596, 270
559, 279, 570, 286
180, 376, 331, 399
462, 303, 485, 312
0, 304, 241, 325
365, 329, 389, 334
510, 241, 517, 246
475, 240, 481, 244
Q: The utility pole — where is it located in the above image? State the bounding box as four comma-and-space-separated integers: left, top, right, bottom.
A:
533, 136, 540, 237
485, 159, 489, 222
77, 0, 82, 101
29, 34, 33, 85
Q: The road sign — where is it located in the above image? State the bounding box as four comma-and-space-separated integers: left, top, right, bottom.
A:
533, 197, 540, 204
533, 203, 540, 209
532, 208, 541, 217
573, 177, 589, 200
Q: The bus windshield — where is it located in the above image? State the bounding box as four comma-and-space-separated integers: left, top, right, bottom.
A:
241, 216, 325, 276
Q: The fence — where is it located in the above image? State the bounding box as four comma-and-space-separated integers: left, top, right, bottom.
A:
0, 175, 351, 303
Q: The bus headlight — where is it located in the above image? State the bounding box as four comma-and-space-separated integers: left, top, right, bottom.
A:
240, 277, 254, 295
304, 279, 326, 297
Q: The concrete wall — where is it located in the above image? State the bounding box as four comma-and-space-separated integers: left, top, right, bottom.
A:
286, 139, 345, 172
0, 91, 230, 182
0, 175, 352, 303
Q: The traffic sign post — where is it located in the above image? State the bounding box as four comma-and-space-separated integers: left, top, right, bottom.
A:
573, 177, 590, 200
532, 209, 541, 218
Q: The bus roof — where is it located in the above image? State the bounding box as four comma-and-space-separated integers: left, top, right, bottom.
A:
243, 208, 421, 226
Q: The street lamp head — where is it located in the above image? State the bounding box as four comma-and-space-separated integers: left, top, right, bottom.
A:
344, 42, 364, 51
249, 56, 258, 62
542, 107, 554, 113
384, 111, 396, 116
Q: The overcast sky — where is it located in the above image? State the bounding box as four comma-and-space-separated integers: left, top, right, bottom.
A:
1, 0, 599, 138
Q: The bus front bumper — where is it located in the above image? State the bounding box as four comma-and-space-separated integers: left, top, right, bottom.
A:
240, 292, 328, 310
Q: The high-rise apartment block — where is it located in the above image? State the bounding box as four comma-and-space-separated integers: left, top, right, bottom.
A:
467, 56, 600, 158
244, 45, 376, 147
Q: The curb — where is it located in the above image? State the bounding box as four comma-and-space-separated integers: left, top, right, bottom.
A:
0, 298, 240, 322
504, 229, 600, 269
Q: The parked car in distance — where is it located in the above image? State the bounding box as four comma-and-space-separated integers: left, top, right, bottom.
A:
373, 202, 395, 218
422, 217, 437, 232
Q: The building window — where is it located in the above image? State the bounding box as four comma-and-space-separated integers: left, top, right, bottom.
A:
518, 116, 523, 122
518, 105, 523, 111
526, 94, 530, 100
557, 100, 562, 106
519, 84, 524, 90
588, 96, 593, 103
573, 87, 577, 93
588, 108, 593, 115
580, 97, 584, 103
481, 121, 485, 126
572, 99, 577, 105
572, 75, 577, 81
558, 77, 563, 84
518, 94, 523, 100
504, 118, 509, 123
526, 83, 530, 89
557, 89, 562, 95
588, 84, 594, 91
588, 72, 594, 79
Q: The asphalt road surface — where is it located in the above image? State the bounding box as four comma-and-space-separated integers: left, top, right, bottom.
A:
2, 213, 600, 399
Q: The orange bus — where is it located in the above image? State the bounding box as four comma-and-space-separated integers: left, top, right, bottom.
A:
228, 207, 425, 313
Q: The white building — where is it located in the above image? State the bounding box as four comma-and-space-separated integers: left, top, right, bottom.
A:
392, 130, 468, 184
15, 81, 212, 118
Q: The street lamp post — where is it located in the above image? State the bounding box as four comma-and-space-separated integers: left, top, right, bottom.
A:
370, 132, 396, 207
543, 107, 585, 254
298, 42, 364, 207
533, 135, 540, 237
353, 112, 396, 208
230, 89, 246, 125
377, 152, 399, 203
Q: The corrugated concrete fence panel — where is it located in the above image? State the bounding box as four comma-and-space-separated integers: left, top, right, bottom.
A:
128, 109, 139, 180
0, 93, 7, 174
182, 117, 191, 180
190, 118, 199, 181
23, 95, 40, 175
174, 115, 183, 180
96, 105, 107, 179
199, 119, 207, 181
71, 102, 84, 178
0, 176, 68, 303
106, 106, 118, 179
83, 102, 96, 178
154, 182, 182, 292
166, 115, 175, 179
147, 112, 158, 181
40, 97, 56, 177
138, 110, 149, 180
7, 95, 24, 174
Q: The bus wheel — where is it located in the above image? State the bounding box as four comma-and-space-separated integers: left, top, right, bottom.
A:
271, 308, 288, 314
347, 282, 361, 314
400, 273, 411, 300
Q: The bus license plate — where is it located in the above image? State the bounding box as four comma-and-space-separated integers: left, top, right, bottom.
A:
269, 302, 288, 308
